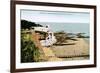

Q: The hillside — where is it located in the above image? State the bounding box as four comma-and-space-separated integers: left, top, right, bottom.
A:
21, 20, 43, 29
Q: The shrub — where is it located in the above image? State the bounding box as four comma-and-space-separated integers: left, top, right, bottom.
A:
21, 32, 40, 63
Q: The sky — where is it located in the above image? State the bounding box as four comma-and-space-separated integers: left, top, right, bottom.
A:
21, 10, 90, 36
21, 10, 90, 23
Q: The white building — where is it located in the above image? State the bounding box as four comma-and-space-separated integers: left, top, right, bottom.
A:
32, 25, 57, 47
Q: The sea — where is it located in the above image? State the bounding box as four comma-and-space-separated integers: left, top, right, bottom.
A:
36, 22, 90, 36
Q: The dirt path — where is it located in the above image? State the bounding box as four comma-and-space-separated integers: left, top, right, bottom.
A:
31, 32, 62, 61
42, 47, 62, 61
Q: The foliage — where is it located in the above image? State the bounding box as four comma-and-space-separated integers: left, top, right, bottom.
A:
76, 33, 85, 38
21, 20, 43, 29
54, 31, 67, 44
21, 32, 40, 63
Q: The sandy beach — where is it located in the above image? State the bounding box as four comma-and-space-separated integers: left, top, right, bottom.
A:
31, 32, 89, 61
41, 38, 89, 61
51, 38, 89, 57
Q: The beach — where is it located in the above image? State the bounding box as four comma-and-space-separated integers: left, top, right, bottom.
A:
21, 30, 90, 62
42, 38, 89, 61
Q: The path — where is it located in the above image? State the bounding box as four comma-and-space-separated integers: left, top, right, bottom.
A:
31, 31, 62, 61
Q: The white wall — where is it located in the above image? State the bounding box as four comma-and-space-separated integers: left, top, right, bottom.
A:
0, 0, 100, 73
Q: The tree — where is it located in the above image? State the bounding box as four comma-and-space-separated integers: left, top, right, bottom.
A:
77, 33, 85, 38
54, 31, 67, 44
21, 20, 43, 29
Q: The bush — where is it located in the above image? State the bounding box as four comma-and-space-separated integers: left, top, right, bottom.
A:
54, 31, 67, 44
21, 32, 40, 63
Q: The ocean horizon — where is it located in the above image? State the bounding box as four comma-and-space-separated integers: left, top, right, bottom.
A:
36, 22, 90, 36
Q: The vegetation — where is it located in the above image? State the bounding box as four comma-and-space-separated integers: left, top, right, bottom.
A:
54, 31, 67, 44
21, 20, 44, 62
76, 33, 89, 38
21, 32, 41, 62
21, 20, 43, 29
